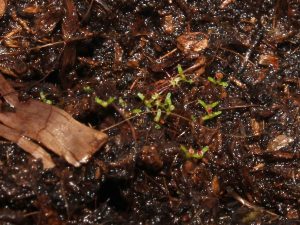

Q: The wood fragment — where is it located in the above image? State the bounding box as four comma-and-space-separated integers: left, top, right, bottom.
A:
0, 0, 6, 18
220, 0, 236, 9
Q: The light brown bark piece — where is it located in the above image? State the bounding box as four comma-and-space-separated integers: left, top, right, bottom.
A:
0, 0, 6, 19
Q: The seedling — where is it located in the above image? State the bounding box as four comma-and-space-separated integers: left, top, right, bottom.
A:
208, 72, 228, 87
83, 86, 93, 93
180, 145, 209, 159
95, 96, 115, 108
198, 99, 222, 121
164, 92, 175, 115
118, 97, 127, 108
132, 108, 142, 115
137, 92, 175, 123
170, 64, 193, 87
40, 92, 52, 105
154, 109, 162, 122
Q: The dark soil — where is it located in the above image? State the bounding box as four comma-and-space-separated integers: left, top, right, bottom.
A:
0, 0, 299, 224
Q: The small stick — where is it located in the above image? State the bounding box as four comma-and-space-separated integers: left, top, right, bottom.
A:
227, 187, 280, 219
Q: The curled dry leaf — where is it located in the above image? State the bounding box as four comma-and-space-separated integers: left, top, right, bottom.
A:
0, 74, 108, 169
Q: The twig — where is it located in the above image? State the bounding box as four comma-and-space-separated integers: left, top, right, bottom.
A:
112, 104, 137, 141
220, 105, 259, 110
226, 187, 279, 219
100, 110, 191, 132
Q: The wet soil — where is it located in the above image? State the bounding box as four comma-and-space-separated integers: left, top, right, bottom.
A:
0, 0, 299, 224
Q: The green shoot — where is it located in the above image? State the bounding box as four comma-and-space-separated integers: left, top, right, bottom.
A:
132, 108, 142, 115
138, 92, 153, 108
154, 109, 162, 122
164, 92, 175, 115
208, 76, 228, 88
40, 92, 52, 105
137, 92, 145, 101
180, 145, 209, 159
136, 92, 175, 123
198, 99, 222, 121
198, 100, 219, 112
95, 96, 115, 108
155, 124, 161, 129
170, 77, 181, 87
83, 86, 93, 93
171, 64, 193, 87
118, 97, 127, 108
191, 115, 197, 122
202, 111, 222, 121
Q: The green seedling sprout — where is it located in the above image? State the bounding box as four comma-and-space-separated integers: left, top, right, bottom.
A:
198, 99, 222, 121
118, 97, 127, 108
132, 108, 142, 115
154, 108, 162, 122
136, 92, 175, 123
207, 75, 228, 88
137, 92, 153, 108
171, 64, 193, 87
95, 96, 115, 108
180, 145, 209, 159
40, 92, 52, 105
83, 86, 93, 93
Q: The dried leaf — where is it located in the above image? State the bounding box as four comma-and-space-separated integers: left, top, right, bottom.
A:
0, 74, 108, 168
0, 124, 55, 169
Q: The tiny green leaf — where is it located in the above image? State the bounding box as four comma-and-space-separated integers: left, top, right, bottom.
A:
198, 99, 208, 109
155, 124, 161, 129
151, 93, 160, 101
208, 76, 229, 88
220, 81, 229, 87
202, 111, 222, 121
201, 146, 209, 153
180, 145, 209, 159
170, 77, 181, 87
83, 86, 93, 93
164, 92, 172, 106
180, 145, 188, 154
208, 76, 217, 84
177, 64, 184, 76
191, 115, 197, 122
144, 100, 152, 108
40, 92, 52, 105
95, 96, 115, 108
118, 97, 127, 108
154, 109, 162, 122
137, 92, 145, 101
209, 101, 219, 109
132, 108, 142, 115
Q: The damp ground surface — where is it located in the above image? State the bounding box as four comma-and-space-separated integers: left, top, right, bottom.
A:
0, 0, 299, 224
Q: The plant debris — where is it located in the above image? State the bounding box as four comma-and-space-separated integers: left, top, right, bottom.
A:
0, 74, 107, 168
0, 0, 299, 224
